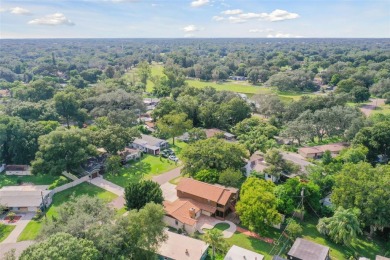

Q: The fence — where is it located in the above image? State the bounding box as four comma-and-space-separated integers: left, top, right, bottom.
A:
49, 175, 90, 197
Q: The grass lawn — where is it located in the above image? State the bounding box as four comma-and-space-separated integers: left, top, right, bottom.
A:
17, 182, 117, 241
168, 139, 188, 156
300, 215, 388, 260
0, 174, 70, 189
0, 224, 15, 242
105, 154, 181, 187
187, 79, 271, 95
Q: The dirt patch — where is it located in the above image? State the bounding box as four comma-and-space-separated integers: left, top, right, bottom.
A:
236, 226, 274, 244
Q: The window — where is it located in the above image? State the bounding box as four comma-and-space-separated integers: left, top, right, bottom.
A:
175, 220, 178, 225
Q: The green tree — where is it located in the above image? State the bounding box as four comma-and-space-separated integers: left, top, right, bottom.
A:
157, 112, 192, 145
54, 91, 80, 128
20, 233, 100, 260
94, 124, 139, 154
202, 229, 228, 259
285, 219, 303, 241
106, 155, 122, 175
218, 168, 243, 188
181, 138, 249, 176
136, 61, 151, 85
151, 98, 178, 121
7, 212, 16, 222
332, 162, 390, 235
236, 177, 281, 231
187, 128, 206, 143
350, 86, 370, 103
31, 128, 97, 175
194, 169, 219, 184
124, 180, 164, 210
317, 207, 362, 246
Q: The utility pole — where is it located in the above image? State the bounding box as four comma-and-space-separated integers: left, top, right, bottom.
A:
300, 187, 305, 221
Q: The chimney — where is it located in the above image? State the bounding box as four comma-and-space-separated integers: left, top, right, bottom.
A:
189, 207, 196, 218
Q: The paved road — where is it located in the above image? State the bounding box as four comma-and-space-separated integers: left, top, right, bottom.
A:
160, 182, 178, 202
1, 213, 35, 244
360, 98, 385, 116
0, 241, 35, 259
152, 166, 183, 185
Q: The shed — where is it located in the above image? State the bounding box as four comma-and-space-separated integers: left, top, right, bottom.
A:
287, 238, 329, 260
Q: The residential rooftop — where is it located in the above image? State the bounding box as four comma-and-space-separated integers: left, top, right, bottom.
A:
288, 238, 329, 260
224, 245, 264, 260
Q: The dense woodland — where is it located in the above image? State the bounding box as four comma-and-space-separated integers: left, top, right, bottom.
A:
0, 39, 389, 258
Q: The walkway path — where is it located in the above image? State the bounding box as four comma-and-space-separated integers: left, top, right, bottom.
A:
89, 177, 124, 196
0, 241, 35, 259
152, 166, 182, 185
196, 216, 236, 238
1, 213, 35, 244
360, 98, 385, 116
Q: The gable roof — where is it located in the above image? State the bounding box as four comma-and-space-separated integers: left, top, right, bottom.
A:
224, 245, 264, 260
158, 231, 209, 260
164, 199, 216, 226
0, 186, 51, 208
299, 143, 349, 155
133, 134, 166, 147
288, 238, 329, 260
176, 178, 235, 205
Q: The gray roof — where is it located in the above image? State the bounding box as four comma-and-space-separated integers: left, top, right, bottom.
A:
224, 245, 264, 260
288, 238, 329, 260
0, 186, 51, 207
281, 152, 314, 173
133, 134, 166, 147
273, 256, 287, 260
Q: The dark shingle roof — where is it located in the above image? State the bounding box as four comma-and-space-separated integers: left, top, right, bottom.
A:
288, 238, 329, 260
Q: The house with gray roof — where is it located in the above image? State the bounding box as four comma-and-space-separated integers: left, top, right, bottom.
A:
131, 134, 168, 155
224, 245, 264, 260
0, 185, 52, 212
287, 238, 329, 260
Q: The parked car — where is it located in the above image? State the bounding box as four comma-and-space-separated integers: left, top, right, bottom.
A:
161, 151, 169, 158
168, 155, 178, 162
163, 149, 175, 155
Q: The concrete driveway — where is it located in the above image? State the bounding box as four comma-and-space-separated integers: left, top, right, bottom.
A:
160, 182, 178, 202
0, 241, 35, 259
1, 213, 35, 244
152, 166, 182, 185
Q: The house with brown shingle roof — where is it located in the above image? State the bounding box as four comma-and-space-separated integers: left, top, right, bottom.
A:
298, 143, 349, 159
163, 178, 238, 234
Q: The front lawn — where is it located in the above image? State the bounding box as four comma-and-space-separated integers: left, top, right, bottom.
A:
0, 224, 15, 242
105, 154, 181, 187
17, 182, 117, 241
0, 174, 70, 189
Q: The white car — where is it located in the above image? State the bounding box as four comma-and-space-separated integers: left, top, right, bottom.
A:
168, 155, 178, 162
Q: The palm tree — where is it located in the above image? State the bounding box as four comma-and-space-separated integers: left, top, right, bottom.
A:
317, 207, 362, 246
202, 229, 227, 259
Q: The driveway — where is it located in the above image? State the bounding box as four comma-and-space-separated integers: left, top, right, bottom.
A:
360, 98, 385, 116
90, 177, 124, 196
152, 166, 182, 185
196, 215, 236, 238
160, 182, 178, 202
0, 241, 35, 259
1, 213, 35, 244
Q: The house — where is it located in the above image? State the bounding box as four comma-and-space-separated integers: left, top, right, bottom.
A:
229, 76, 247, 81
143, 98, 160, 110
131, 134, 168, 155
280, 152, 313, 174
320, 193, 333, 207
224, 245, 264, 260
287, 238, 330, 260
298, 143, 349, 159
157, 230, 209, 260
81, 149, 107, 178
176, 178, 237, 219
5, 165, 31, 176
118, 147, 141, 163
244, 152, 268, 176
0, 185, 52, 212
144, 121, 156, 132
204, 128, 236, 141
163, 178, 238, 233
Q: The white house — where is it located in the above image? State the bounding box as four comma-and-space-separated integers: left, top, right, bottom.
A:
224, 245, 264, 260
131, 134, 168, 155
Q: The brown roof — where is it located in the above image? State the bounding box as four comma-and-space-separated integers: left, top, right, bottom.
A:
176, 178, 235, 205
164, 199, 216, 226
299, 143, 349, 155
145, 121, 156, 128
204, 128, 225, 138
298, 147, 322, 155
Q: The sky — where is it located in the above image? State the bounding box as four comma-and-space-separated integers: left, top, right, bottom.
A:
0, 0, 389, 38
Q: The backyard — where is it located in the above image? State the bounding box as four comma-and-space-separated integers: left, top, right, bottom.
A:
0, 174, 69, 189
17, 182, 117, 241
105, 154, 181, 187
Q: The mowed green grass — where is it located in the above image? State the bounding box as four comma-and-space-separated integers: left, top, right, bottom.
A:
187, 79, 271, 95
300, 215, 388, 260
0, 174, 70, 189
17, 182, 117, 241
105, 154, 181, 187
0, 224, 15, 242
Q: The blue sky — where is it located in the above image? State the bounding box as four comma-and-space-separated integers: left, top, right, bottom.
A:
0, 0, 389, 38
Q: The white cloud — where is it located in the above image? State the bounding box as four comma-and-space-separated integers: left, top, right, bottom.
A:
191, 0, 209, 8
0, 7, 32, 15
267, 32, 302, 38
228, 16, 246, 24
10, 7, 32, 15
110, 0, 139, 2
249, 29, 263, 33
28, 13, 74, 26
212, 16, 224, 21
238, 12, 262, 19
221, 9, 242, 15
260, 9, 300, 22
183, 25, 200, 32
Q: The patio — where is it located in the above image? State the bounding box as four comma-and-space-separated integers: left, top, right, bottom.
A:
197, 215, 237, 238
